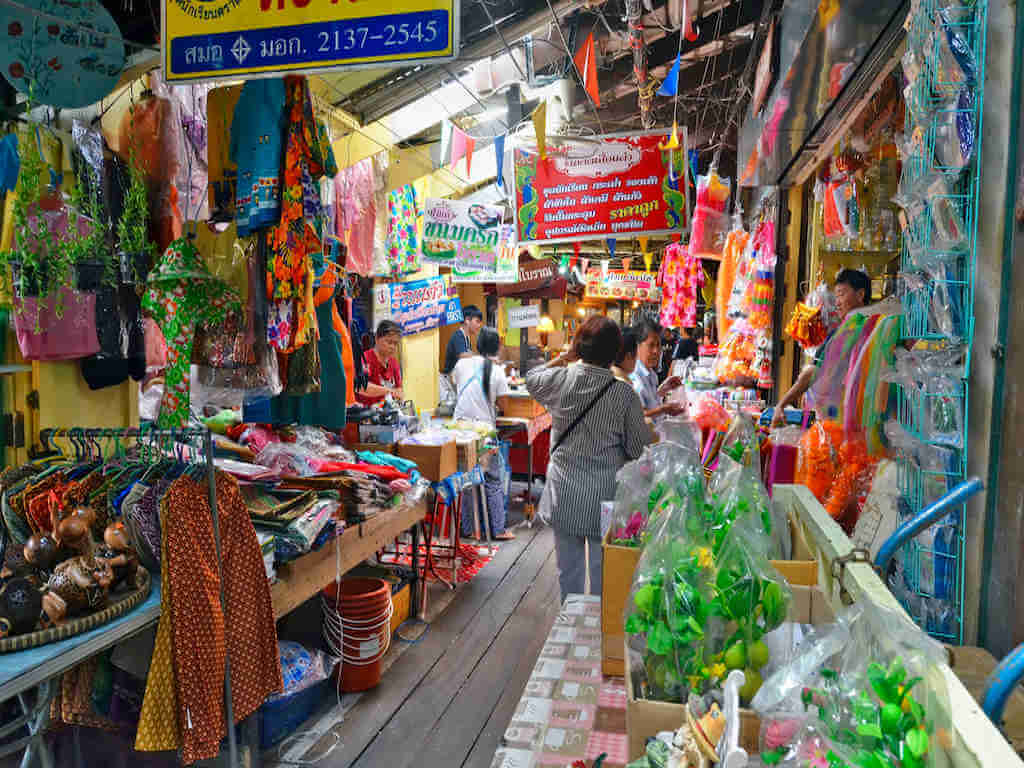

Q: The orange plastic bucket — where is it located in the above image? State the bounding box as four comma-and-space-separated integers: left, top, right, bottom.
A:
322, 578, 393, 692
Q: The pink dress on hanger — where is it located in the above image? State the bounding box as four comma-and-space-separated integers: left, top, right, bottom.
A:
334, 157, 375, 276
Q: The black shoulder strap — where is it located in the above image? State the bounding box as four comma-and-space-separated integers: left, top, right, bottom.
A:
551, 378, 616, 455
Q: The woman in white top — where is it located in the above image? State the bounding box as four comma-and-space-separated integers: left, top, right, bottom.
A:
451, 328, 515, 540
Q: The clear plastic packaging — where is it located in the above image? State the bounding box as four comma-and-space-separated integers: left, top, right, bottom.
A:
934, 89, 976, 175
623, 487, 792, 704
753, 601, 955, 768
255, 442, 321, 476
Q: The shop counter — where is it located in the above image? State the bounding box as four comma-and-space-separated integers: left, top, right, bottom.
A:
270, 496, 428, 619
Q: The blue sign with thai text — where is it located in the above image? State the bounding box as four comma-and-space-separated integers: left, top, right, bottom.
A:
374, 275, 463, 336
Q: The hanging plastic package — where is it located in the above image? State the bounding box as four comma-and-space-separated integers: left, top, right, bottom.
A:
688, 172, 731, 258
934, 88, 976, 175
938, 7, 979, 85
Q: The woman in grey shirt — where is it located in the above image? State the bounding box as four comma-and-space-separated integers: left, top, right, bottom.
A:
527, 317, 651, 600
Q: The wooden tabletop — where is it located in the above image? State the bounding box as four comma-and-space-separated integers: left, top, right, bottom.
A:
270, 497, 428, 620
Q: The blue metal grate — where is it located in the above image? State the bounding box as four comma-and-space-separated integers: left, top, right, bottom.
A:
893, 0, 987, 644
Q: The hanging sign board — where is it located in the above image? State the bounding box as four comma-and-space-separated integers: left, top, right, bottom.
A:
507, 304, 541, 329
421, 199, 517, 283
495, 256, 558, 297
584, 268, 661, 302
514, 132, 688, 246
373, 274, 463, 336
162, 0, 459, 83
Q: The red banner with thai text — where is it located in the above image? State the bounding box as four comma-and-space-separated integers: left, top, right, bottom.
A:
514, 133, 687, 245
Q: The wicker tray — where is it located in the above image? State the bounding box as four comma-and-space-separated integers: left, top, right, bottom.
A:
0, 568, 152, 653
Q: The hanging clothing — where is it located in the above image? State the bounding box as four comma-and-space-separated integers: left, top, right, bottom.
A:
230, 78, 287, 237
717, 228, 749, 342
266, 76, 339, 351
385, 184, 420, 276
270, 257, 352, 428
334, 156, 376, 276
659, 242, 703, 328
163, 473, 282, 764
142, 239, 242, 428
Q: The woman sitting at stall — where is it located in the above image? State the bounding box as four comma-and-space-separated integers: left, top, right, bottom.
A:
452, 327, 515, 541
357, 320, 403, 406
527, 317, 651, 599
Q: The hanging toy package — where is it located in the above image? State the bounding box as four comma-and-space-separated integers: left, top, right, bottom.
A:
934, 88, 977, 175
689, 171, 732, 258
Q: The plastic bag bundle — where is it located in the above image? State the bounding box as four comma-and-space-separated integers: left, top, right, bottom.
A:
624, 477, 791, 704
796, 421, 843, 502
689, 172, 732, 258
710, 454, 790, 560
823, 432, 880, 532
753, 601, 955, 768
608, 441, 701, 547
713, 326, 758, 385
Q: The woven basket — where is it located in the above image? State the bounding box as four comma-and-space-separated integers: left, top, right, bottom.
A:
0, 568, 152, 653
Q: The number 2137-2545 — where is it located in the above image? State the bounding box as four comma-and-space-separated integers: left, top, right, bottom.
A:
317, 21, 439, 52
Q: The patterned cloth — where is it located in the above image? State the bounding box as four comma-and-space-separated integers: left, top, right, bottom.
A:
163, 473, 282, 764
135, 517, 180, 752
659, 242, 704, 329
386, 184, 420, 275
266, 76, 338, 351
491, 596, 629, 768
142, 238, 242, 428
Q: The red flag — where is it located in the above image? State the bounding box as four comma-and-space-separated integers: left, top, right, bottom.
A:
573, 32, 601, 108
451, 126, 476, 175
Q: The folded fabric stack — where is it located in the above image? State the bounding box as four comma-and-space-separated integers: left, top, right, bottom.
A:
257, 531, 276, 581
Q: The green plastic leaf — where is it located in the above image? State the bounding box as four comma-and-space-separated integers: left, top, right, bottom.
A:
857, 723, 883, 740
624, 614, 645, 634
647, 621, 673, 656
761, 748, 785, 765
905, 728, 929, 758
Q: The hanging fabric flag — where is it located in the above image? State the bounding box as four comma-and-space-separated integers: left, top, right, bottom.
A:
532, 102, 547, 161
600, 259, 609, 279
440, 120, 453, 167
494, 133, 506, 190
657, 54, 682, 97
622, 257, 632, 271
573, 32, 602, 108
638, 236, 649, 253
581, 257, 589, 275
451, 126, 476, 175
643, 252, 653, 272
606, 238, 616, 259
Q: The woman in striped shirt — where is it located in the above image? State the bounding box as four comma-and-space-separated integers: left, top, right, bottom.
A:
527, 317, 652, 600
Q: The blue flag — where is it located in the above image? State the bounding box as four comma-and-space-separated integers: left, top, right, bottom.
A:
657, 54, 682, 97
495, 133, 506, 191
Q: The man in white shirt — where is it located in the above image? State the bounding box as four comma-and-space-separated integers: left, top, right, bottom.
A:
629, 318, 685, 419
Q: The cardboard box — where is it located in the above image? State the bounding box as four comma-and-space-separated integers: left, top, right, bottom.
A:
504, 395, 546, 420
456, 438, 478, 472
602, 534, 643, 677
603, 515, 819, 678
397, 439, 457, 483
625, 585, 835, 761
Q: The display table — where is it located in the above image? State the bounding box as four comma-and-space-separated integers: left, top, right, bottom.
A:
0, 586, 162, 767
491, 595, 630, 768
270, 496, 427, 619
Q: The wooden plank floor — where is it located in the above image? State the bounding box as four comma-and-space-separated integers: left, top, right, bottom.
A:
267, 517, 559, 768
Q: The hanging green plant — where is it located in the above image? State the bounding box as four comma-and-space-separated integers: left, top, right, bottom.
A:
66, 151, 111, 292
0, 90, 89, 325
116, 106, 155, 288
